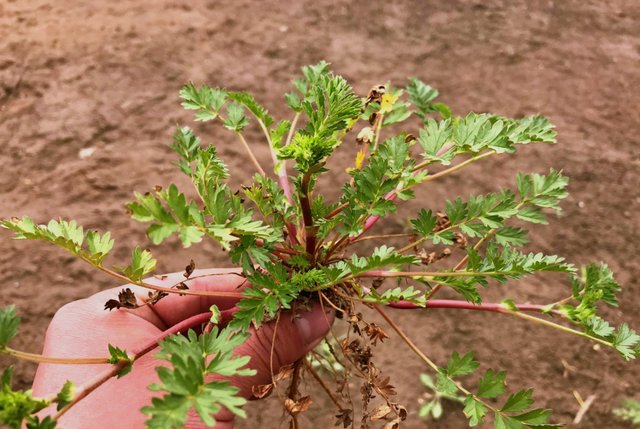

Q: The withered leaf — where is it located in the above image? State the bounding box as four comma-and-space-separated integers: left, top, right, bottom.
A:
363, 323, 390, 347
373, 375, 397, 397
175, 282, 189, 291
368, 112, 379, 126
251, 384, 273, 399
184, 259, 196, 278
383, 419, 400, 429
372, 277, 384, 289
104, 299, 121, 311
153, 275, 168, 280
370, 404, 393, 421
334, 409, 353, 428
276, 363, 295, 382
395, 404, 407, 421
284, 396, 312, 416
365, 84, 386, 105
454, 232, 468, 249
147, 290, 169, 305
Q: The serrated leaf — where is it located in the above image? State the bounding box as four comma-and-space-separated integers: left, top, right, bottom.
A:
464, 395, 488, 426
0, 306, 20, 348
477, 369, 506, 398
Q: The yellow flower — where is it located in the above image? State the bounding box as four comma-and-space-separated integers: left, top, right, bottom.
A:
354, 150, 366, 169
379, 93, 399, 114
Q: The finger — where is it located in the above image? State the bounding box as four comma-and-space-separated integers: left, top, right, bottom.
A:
218, 302, 335, 400
133, 268, 246, 328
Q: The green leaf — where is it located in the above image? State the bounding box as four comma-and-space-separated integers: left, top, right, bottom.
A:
463, 395, 488, 426
418, 119, 455, 165
0, 367, 50, 429
435, 373, 458, 396
495, 227, 529, 247
179, 226, 204, 248
223, 102, 250, 131
108, 344, 133, 378
142, 327, 252, 428
501, 299, 520, 312
179, 83, 227, 121
26, 416, 57, 429
613, 324, 640, 361
477, 369, 507, 398
227, 91, 274, 127
83, 230, 114, 265
113, 247, 157, 282
444, 351, 480, 377
55, 380, 75, 411
209, 305, 221, 324
501, 389, 534, 413
0, 306, 20, 348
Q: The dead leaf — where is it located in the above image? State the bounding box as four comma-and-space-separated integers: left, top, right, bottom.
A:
104, 299, 121, 311
364, 323, 390, 346
335, 409, 353, 428
184, 259, 195, 278
252, 384, 273, 399
370, 404, 393, 421
284, 396, 312, 416
374, 375, 397, 397
454, 232, 468, 249
175, 282, 189, 291
365, 85, 386, 105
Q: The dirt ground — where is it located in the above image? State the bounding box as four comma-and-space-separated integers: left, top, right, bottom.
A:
1, 0, 640, 427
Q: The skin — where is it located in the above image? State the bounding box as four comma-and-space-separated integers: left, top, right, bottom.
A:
30, 268, 334, 429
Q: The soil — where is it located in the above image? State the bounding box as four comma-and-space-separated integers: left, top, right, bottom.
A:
1, 0, 640, 428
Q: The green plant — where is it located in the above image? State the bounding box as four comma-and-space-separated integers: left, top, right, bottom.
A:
614, 400, 640, 426
418, 373, 465, 420
1, 61, 638, 428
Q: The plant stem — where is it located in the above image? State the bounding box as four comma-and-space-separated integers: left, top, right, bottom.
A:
303, 358, 342, 409
372, 113, 384, 152
333, 288, 565, 317
425, 229, 496, 300
373, 304, 439, 372
1, 348, 110, 365
350, 233, 414, 244
235, 131, 266, 176
82, 258, 245, 299
300, 168, 321, 256
356, 270, 523, 278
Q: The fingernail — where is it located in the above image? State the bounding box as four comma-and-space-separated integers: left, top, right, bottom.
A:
296, 304, 333, 347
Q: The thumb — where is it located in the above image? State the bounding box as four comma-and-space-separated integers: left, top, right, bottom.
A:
224, 302, 334, 400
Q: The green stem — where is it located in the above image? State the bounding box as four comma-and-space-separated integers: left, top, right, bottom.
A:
235, 131, 266, 176
1, 347, 110, 365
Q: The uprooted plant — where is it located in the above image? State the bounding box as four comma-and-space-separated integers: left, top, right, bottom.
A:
1, 61, 638, 429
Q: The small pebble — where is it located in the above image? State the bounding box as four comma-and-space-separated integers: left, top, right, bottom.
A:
79, 147, 96, 159
279, 25, 288, 32
13, 282, 19, 288
578, 201, 585, 208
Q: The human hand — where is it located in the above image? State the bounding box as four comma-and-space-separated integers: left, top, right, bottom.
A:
30, 268, 334, 429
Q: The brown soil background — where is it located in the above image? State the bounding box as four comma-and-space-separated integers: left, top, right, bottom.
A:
1, 0, 640, 428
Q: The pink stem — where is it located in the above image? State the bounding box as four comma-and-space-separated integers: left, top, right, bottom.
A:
352, 142, 455, 240
361, 286, 563, 316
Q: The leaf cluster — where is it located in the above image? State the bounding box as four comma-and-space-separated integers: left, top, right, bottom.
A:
141, 327, 255, 429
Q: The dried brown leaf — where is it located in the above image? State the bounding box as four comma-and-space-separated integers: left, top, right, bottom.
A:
363, 323, 390, 347
284, 396, 312, 416
365, 85, 386, 105
335, 409, 353, 428
251, 384, 273, 399
184, 259, 196, 278
374, 376, 397, 397
370, 405, 393, 421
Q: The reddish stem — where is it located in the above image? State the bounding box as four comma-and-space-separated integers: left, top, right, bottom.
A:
357, 286, 564, 316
